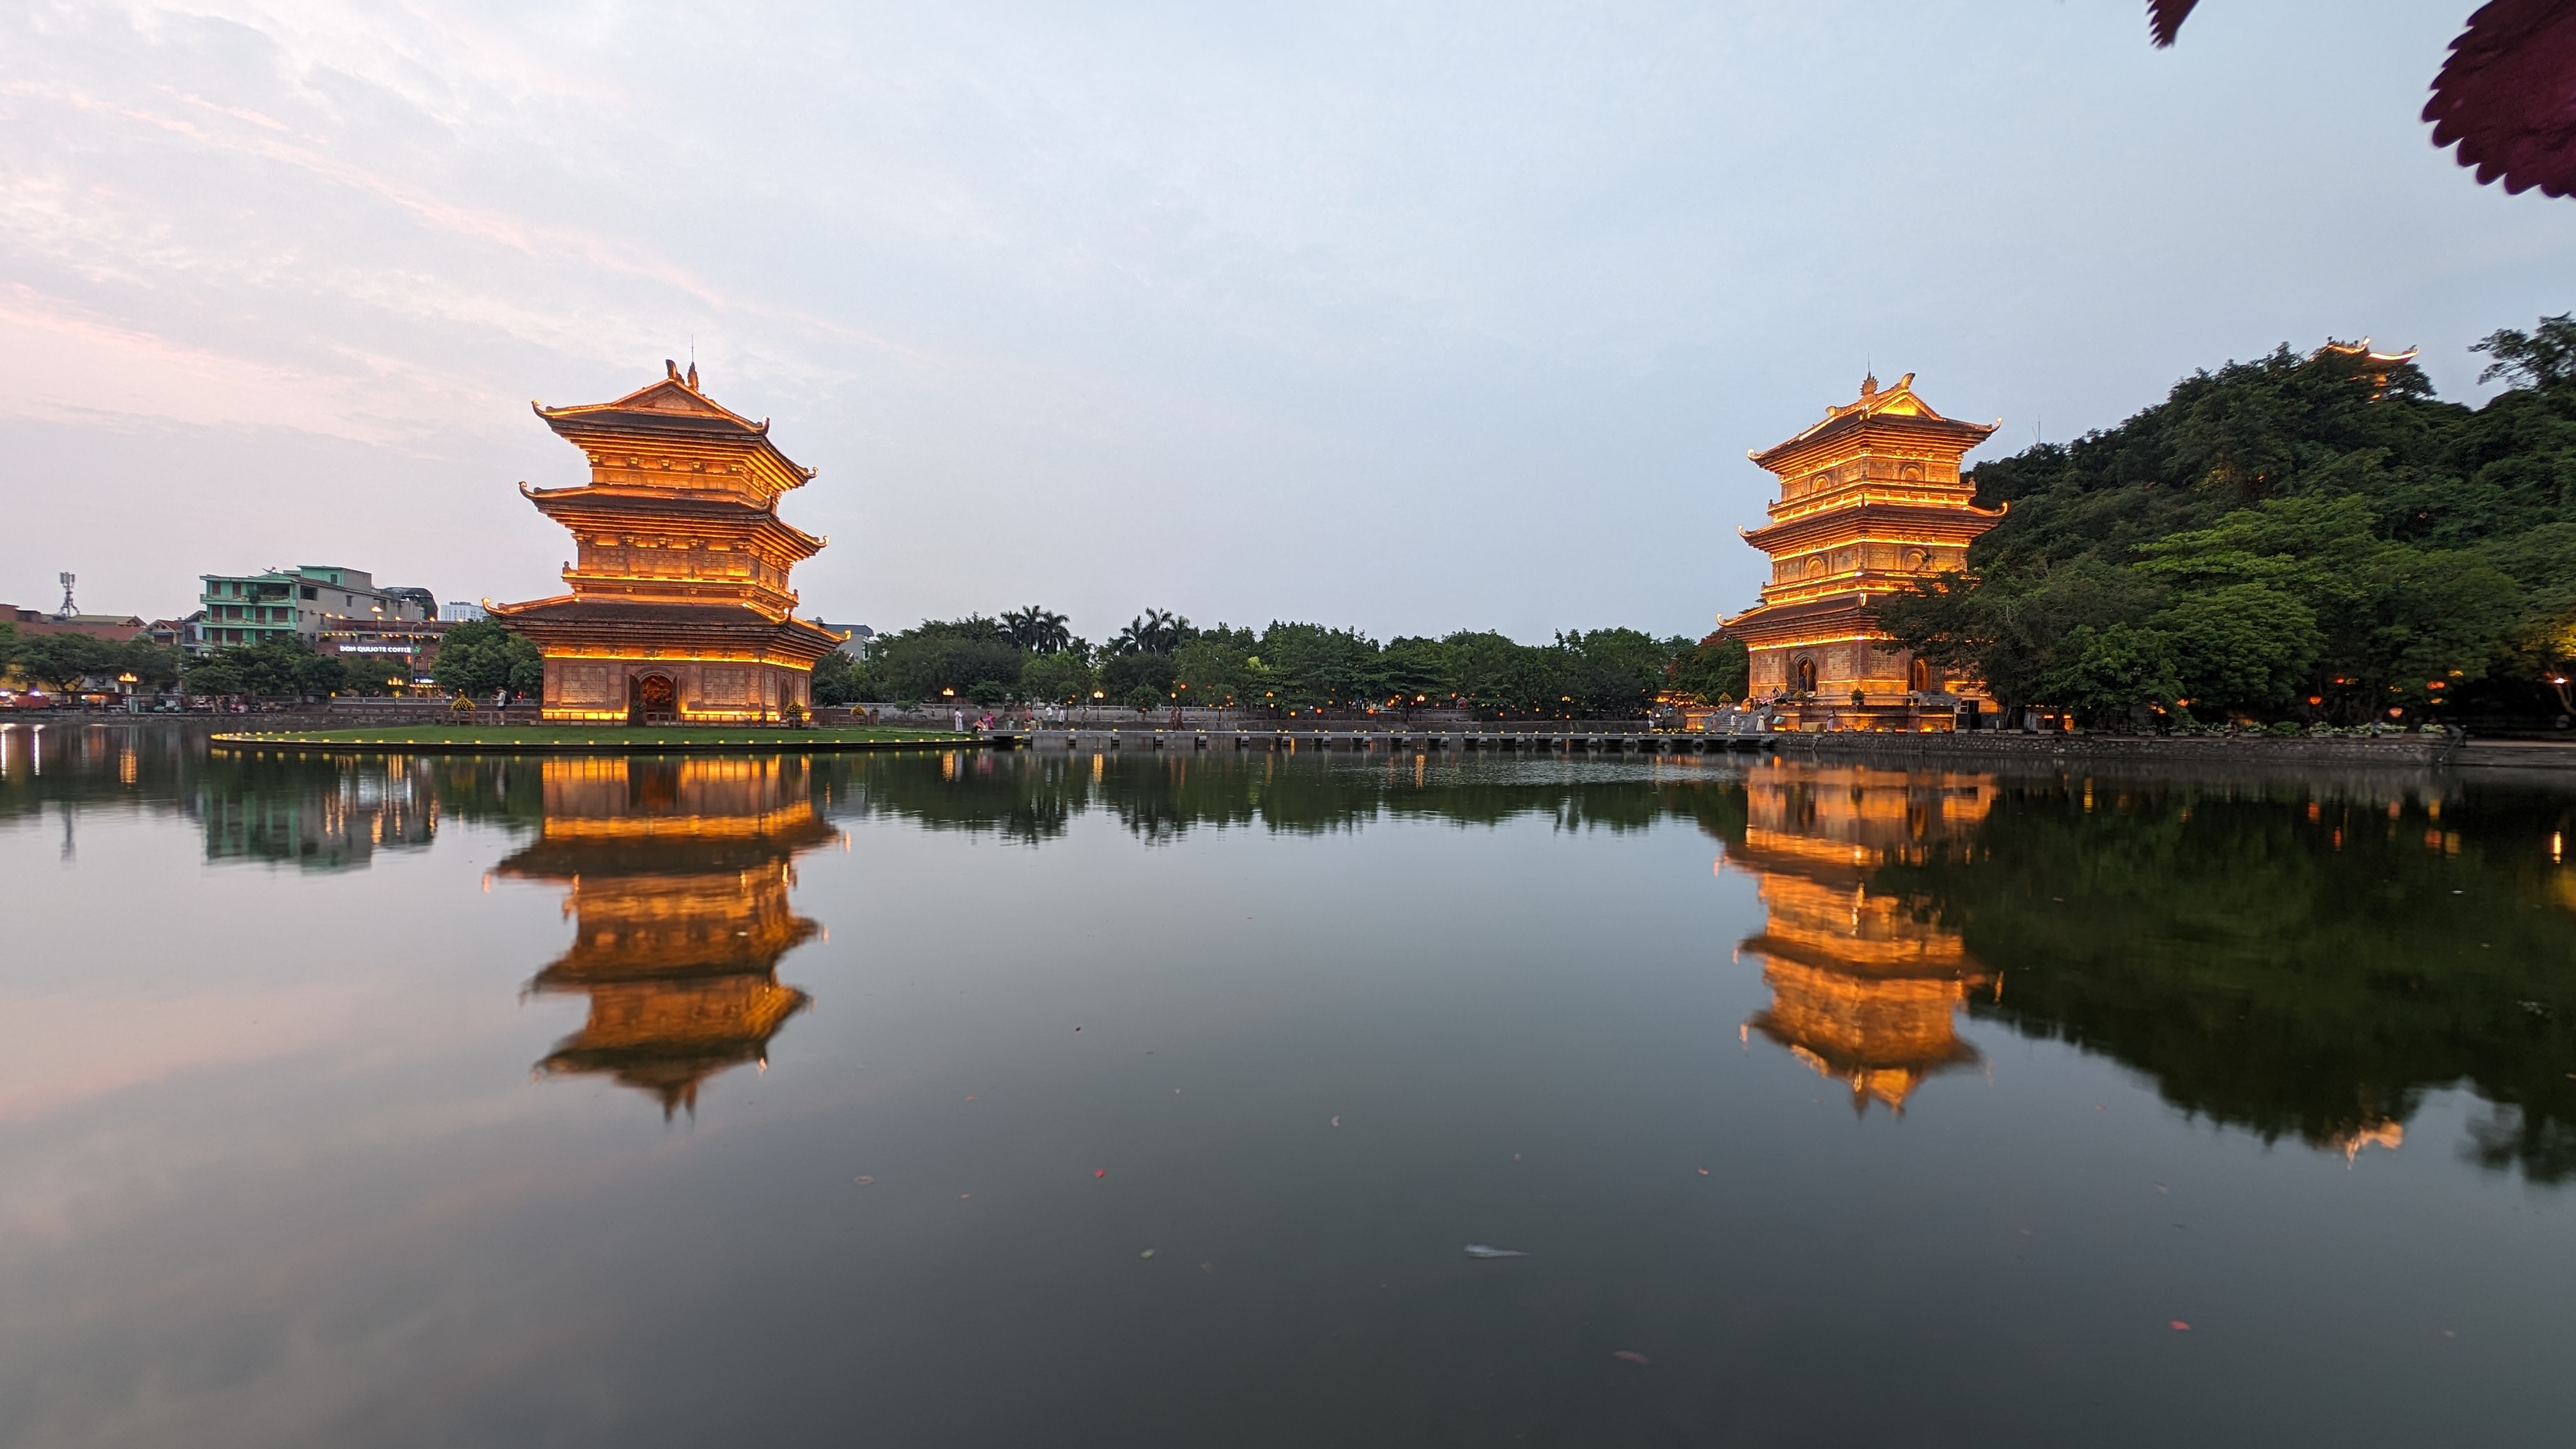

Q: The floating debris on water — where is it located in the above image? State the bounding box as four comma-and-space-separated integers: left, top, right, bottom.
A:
1464, 1245, 1527, 1259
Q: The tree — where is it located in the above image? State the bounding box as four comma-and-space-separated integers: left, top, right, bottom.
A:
2472, 313, 2576, 390
2041, 622, 2183, 724
432, 620, 544, 699
1555, 628, 1674, 714
1020, 651, 1098, 706
863, 617, 1024, 703
117, 641, 183, 689
1000, 606, 1073, 654
1100, 649, 1176, 700
1256, 622, 1379, 708
1667, 634, 1750, 702
1869, 325, 2576, 726
1377, 636, 1450, 711
1171, 634, 1252, 706
811, 650, 867, 706
183, 638, 348, 698
1110, 608, 1193, 656
12, 633, 117, 692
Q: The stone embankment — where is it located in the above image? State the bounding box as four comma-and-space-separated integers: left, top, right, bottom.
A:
1783, 730, 2453, 764
1777, 730, 2576, 772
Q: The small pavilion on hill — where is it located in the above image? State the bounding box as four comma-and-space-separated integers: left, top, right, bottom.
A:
491, 362, 845, 724
1723, 374, 2002, 731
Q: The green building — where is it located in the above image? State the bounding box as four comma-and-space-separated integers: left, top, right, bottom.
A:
192, 565, 433, 656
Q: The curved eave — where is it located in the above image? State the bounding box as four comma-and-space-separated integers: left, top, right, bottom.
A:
530, 402, 818, 482
1742, 499, 2007, 551
486, 592, 576, 620
532, 392, 768, 434
1749, 413, 2001, 472
519, 487, 828, 555
1719, 593, 1876, 633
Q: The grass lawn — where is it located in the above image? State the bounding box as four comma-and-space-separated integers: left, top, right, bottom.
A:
209, 724, 980, 750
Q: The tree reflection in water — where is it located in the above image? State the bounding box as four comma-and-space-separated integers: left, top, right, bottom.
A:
18, 730, 2570, 1177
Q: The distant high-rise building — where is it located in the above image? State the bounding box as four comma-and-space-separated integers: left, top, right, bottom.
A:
440, 601, 488, 622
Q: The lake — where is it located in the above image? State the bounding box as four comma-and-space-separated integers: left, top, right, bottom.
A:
2, 723, 2570, 1447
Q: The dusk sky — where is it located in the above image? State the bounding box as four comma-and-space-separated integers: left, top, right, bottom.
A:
5, 1, 2571, 641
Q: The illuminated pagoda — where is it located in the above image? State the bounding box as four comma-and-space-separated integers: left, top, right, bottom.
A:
1724, 374, 2003, 730
499, 757, 831, 1116
1725, 764, 1997, 1114
491, 362, 845, 724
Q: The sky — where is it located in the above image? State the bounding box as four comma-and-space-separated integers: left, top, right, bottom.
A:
3, 1, 2572, 643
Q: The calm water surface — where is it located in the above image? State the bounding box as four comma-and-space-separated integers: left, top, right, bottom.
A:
3, 723, 2572, 1447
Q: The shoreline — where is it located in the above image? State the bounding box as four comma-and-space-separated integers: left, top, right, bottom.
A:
206, 724, 983, 754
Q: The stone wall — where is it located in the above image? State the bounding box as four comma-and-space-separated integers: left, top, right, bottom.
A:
1781, 730, 2457, 766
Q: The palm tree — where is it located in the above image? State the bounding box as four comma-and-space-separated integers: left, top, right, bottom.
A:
1031, 608, 1071, 655
999, 606, 1078, 655
1111, 608, 1191, 656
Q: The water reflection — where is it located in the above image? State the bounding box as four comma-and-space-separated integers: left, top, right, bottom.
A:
497, 758, 828, 1116
1880, 772, 2576, 1179
1727, 768, 1996, 1113
198, 755, 437, 870
4, 730, 2571, 1181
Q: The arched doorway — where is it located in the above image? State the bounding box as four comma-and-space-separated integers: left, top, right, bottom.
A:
1794, 657, 1818, 694
1909, 657, 1931, 693
630, 671, 678, 726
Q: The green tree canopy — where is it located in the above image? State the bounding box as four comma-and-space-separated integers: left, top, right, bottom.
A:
185, 639, 348, 698
1872, 323, 2576, 727
431, 620, 544, 699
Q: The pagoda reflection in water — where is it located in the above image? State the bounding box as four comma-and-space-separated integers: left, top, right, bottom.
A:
498, 756, 831, 1116
1727, 765, 1996, 1114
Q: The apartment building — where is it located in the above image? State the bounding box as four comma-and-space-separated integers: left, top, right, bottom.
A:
192, 565, 434, 655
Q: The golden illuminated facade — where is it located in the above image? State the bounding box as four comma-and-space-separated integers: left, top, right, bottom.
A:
498, 756, 832, 1116
1725, 764, 1996, 1113
1724, 374, 2003, 730
491, 363, 845, 724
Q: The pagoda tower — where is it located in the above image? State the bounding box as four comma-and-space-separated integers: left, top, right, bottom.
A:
499, 756, 832, 1117
1724, 764, 1997, 1114
491, 362, 845, 724
1724, 374, 2002, 731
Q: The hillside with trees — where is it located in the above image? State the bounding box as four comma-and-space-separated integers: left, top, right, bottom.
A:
1874, 315, 2576, 731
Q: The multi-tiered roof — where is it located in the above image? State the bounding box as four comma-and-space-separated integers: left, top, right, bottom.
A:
491, 363, 843, 668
